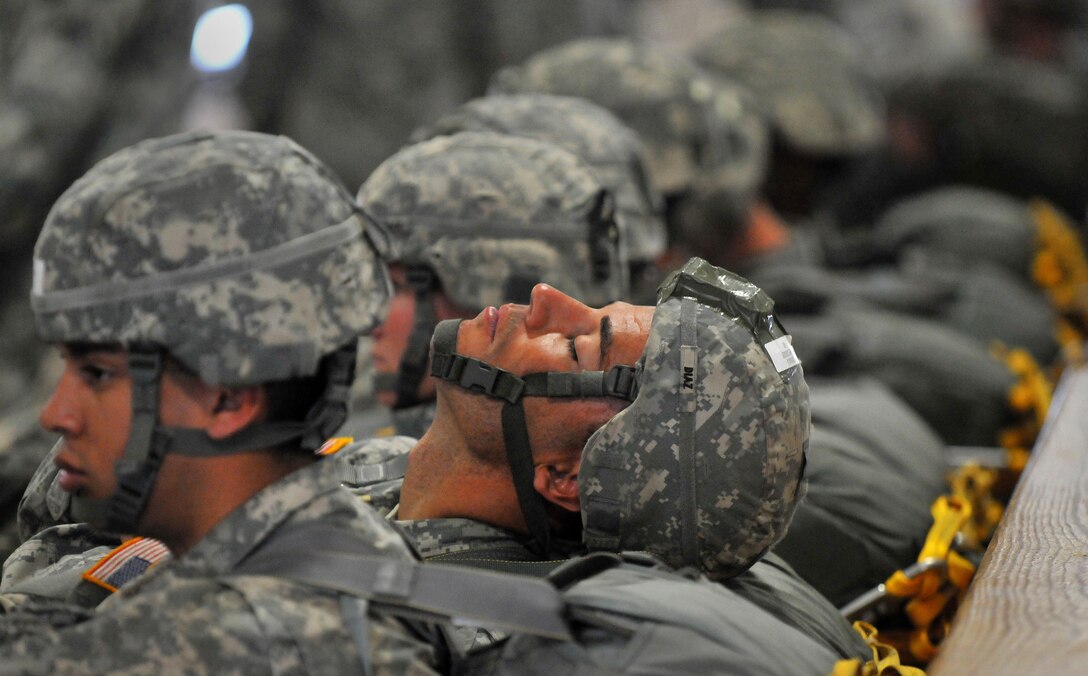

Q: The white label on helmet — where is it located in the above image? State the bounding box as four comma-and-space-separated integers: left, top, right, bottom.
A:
765, 335, 801, 373
32, 259, 44, 296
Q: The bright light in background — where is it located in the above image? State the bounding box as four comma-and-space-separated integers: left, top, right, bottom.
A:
190, 4, 253, 73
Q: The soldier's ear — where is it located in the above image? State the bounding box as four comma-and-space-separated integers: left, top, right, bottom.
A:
207, 386, 264, 440
533, 463, 580, 513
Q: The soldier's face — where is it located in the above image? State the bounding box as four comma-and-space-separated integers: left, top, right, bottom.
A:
455, 283, 653, 386
40, 345, 215, 504
448, 283, 652, 469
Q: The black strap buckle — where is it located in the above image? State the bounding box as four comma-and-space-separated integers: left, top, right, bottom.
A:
459, 359, 525, 403
604, 365, 639, 401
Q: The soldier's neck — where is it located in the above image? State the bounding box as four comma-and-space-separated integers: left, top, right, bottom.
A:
398, 429, 527, 534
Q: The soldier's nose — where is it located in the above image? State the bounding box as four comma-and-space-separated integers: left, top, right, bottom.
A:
40, 372, 83, 438
526, 284, 595, 332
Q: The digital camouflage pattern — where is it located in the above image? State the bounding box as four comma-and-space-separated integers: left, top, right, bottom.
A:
692, 9, 885, 157
336, 436, 541, 564
32, 130, 390, 386
0, 458, 437, 673
401, 520, 540, 566
358, 131, 626, 309
581, 261, 810, 580
1, 527, 118, 612
488, 38, 769, 203
411, 93, 667, 263
337, 435, 416, 517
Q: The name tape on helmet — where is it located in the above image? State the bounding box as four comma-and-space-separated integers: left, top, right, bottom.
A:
764, 335, 801, 373
681, 345, 697, 393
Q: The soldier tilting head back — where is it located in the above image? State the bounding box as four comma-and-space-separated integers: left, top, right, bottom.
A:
339, 257, 871, 670
580, 258, 810, 579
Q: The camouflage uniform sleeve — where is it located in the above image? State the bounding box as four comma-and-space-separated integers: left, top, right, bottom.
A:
0, 575, 439, 674
13, 439, 67, 543
1, 524, 121, 598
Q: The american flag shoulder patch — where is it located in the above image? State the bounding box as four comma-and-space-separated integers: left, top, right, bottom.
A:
81, 537, 171, 593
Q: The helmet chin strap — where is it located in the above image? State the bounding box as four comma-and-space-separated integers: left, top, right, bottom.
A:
386, 266, 440, 410
71, 345, 357, 535
429, 319, 638, 557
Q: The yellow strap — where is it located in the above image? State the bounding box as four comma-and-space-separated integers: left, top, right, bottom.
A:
885, 497, 972, 599
828, 622, 928, 676
881, 496, 979, 664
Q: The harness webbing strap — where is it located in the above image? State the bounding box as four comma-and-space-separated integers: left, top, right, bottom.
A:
233, 524, 572, 641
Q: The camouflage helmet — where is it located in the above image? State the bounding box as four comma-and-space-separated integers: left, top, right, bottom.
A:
581, 257, 810, 579
489, 38, 768, 204
410, 93, 667, 263
692, 9, 885, 157
358, 131, 627, 309
32, 129, 390, 386
31, 130, 392, 533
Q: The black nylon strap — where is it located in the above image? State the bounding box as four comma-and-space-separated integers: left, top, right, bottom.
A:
106, 349, 168, 532
678, 298, 700, 566
431, 353, 526, 403
233, 524, 571, 641
393, 267, 439, 409
521, 366, 639, 401
501, 402, 553, 558
302, 344, 357, 450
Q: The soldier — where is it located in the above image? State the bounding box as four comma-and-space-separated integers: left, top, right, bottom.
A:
340, 258, 870, 669
690, 8, 886, 224
0, 130, 439, 672
0, 0, 200, 565
409, 93, 668, 304
352, 131, 629, 439
488, 37, 771, 276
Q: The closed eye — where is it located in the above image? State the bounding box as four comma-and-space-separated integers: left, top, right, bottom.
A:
568, 337, 579, 363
